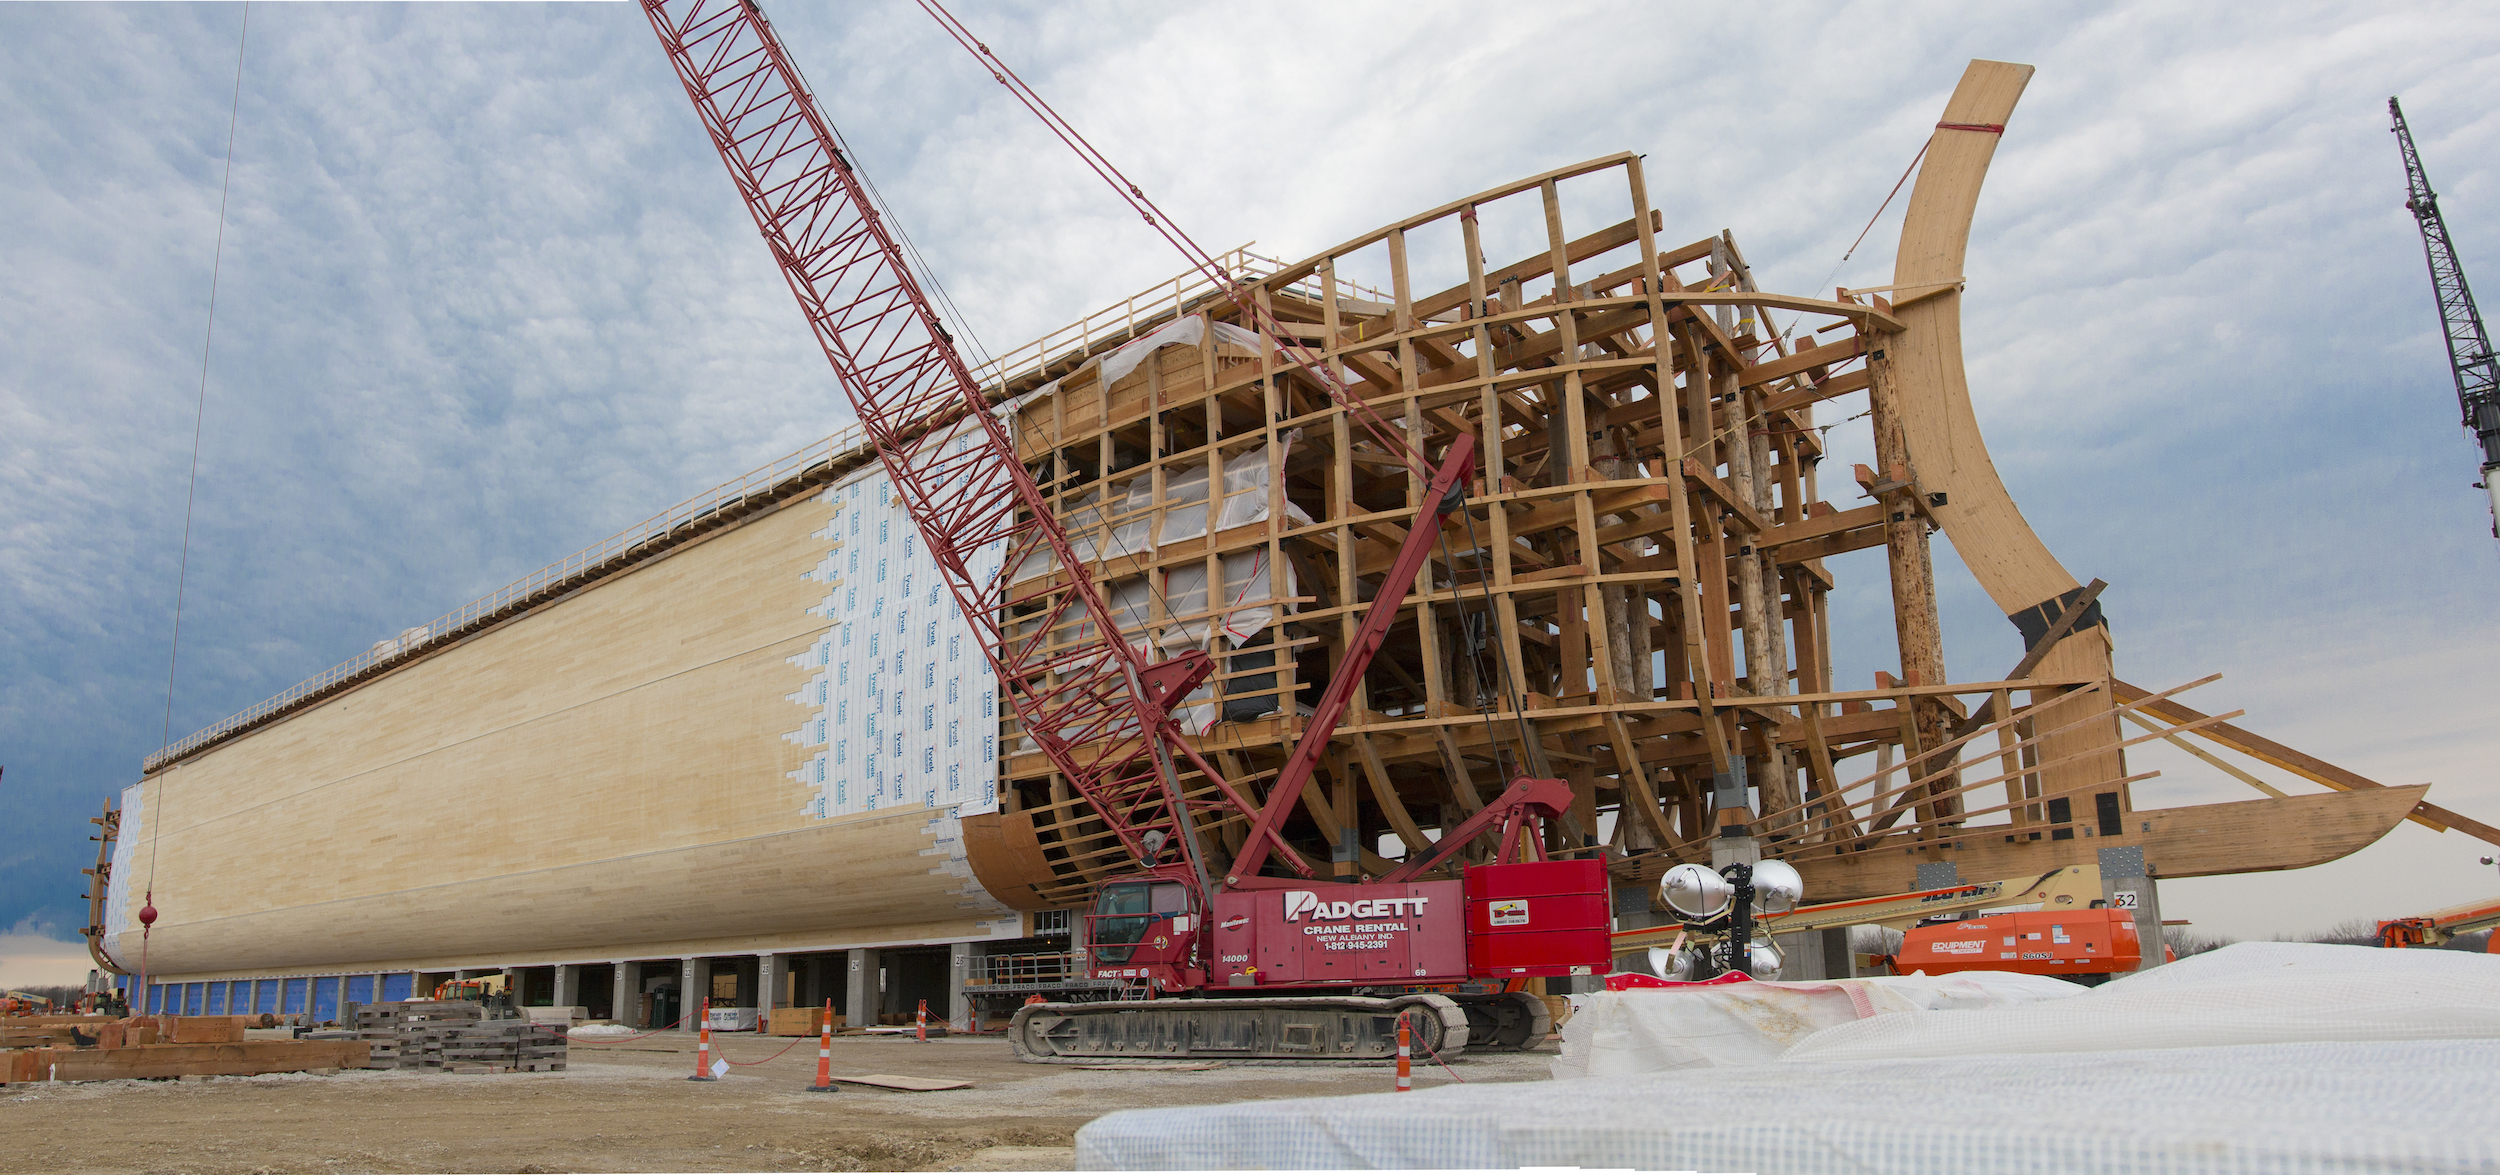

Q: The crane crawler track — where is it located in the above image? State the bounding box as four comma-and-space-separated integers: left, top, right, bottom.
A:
1008, 994, 1471, 1064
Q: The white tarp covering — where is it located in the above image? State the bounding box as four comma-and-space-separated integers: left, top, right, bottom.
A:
784, 431, 1006, 819
1551, 970, 2088, 1077
1077, 944, 2500, 1172
1784, 940, 2500, 1062
1076, 1040, 2500, 1173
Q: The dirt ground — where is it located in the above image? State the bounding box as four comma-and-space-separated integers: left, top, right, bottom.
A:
5, 1027, 1558, 1174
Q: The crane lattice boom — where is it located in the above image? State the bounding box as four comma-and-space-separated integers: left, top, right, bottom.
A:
2390, 97, 2500, 537
639, 0, 1291, 878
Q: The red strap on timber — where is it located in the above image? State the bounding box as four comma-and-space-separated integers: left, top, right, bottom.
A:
1936, 122, 2006, 133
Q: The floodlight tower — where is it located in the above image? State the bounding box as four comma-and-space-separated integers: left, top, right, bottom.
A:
2390, 97, 2500, 540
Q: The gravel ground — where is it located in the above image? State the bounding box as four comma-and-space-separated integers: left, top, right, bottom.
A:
4, 1027, 1557, 1173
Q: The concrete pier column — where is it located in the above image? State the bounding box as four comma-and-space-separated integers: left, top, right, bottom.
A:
758, 952, 787, 1018
680, 958, 701, 1031
2100, 846, 2165, 972
552, 964, 578, 1010
846, 948, 880, 1029
609, 963, 630, 1026
949, 943, 974, 1031
1818, 927, 1858, 978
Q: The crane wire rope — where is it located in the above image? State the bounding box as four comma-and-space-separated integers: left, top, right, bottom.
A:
777, 15, 1234, 742
913, 1, 1657, 848
141, 0, 250, 1013
915, 0, 1433, 487
915, 3, 1525, 837
757, 24, 997, 377
1438, 510, 1543, 799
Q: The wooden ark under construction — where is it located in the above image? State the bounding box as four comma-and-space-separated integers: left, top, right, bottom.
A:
95, 60, 2498, 1019
960, 59, 2499, 918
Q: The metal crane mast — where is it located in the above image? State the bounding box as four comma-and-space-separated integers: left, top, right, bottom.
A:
638, 0, 1291, 884
2390, 97, 2500, 537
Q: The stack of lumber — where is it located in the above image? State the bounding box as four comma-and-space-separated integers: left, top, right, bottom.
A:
0, 1014, 250, 1053
0, 1012, 373, 1083
767, 1005, 843, 1036
158, 1015, 245, 1043
0, 1026, 77, 1049
354, 1001, 565, 1073
2, 1039, 368, 1083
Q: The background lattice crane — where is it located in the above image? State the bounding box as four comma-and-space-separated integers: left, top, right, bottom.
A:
2390, 97, 2500, 539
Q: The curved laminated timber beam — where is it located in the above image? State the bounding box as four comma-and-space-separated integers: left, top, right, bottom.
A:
960, 61, 2488, 913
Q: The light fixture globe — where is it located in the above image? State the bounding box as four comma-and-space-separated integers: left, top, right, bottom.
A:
1752, 859, 1804, 914
1661, 862, 1731, 920
1745, 940, 1784, 980
1646, 946, 1698, 981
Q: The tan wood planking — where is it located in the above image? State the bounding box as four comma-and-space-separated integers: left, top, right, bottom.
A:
1887, 60, 2080, 617
1880, 60, 2131, 835
119, 491, 1015, 978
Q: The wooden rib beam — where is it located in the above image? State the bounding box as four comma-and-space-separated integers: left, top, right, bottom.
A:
2112, 678, 2500, 847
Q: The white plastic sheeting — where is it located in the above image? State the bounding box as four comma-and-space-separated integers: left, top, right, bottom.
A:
1092, 313, 1265, 390
1552, 971, 2087, 1077
784, 435, 1006, 819
1152, 461, 1210, 546
1157, 549, 1301, 734
1785, 940, 2500, 1062
1075, 1040, 2500, 1173
1009, 439, 1301, 585
1158, 548, 1299, 651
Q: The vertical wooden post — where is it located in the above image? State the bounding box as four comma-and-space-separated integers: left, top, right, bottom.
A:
1863, 331, 1960, 827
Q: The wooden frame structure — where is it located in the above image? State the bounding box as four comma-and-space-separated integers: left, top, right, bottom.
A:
962, 60, 2500, 911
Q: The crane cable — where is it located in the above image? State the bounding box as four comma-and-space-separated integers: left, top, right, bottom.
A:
142, 1, 250, 1013
915, 0, 1433, 487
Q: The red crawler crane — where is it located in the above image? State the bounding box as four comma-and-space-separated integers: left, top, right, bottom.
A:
641, 0, 1610, 1061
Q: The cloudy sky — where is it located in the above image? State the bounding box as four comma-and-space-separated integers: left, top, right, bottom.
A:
5, 1, 2499, 984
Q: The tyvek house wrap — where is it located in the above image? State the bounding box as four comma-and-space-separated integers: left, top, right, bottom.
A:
786, 424, 1007, 821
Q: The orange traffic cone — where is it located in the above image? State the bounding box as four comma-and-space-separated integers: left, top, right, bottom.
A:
690, 997, 717, 1081
1395, 1015, 1412, 1092
807, 999, 837, 1093
915, 998, 928, 1043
